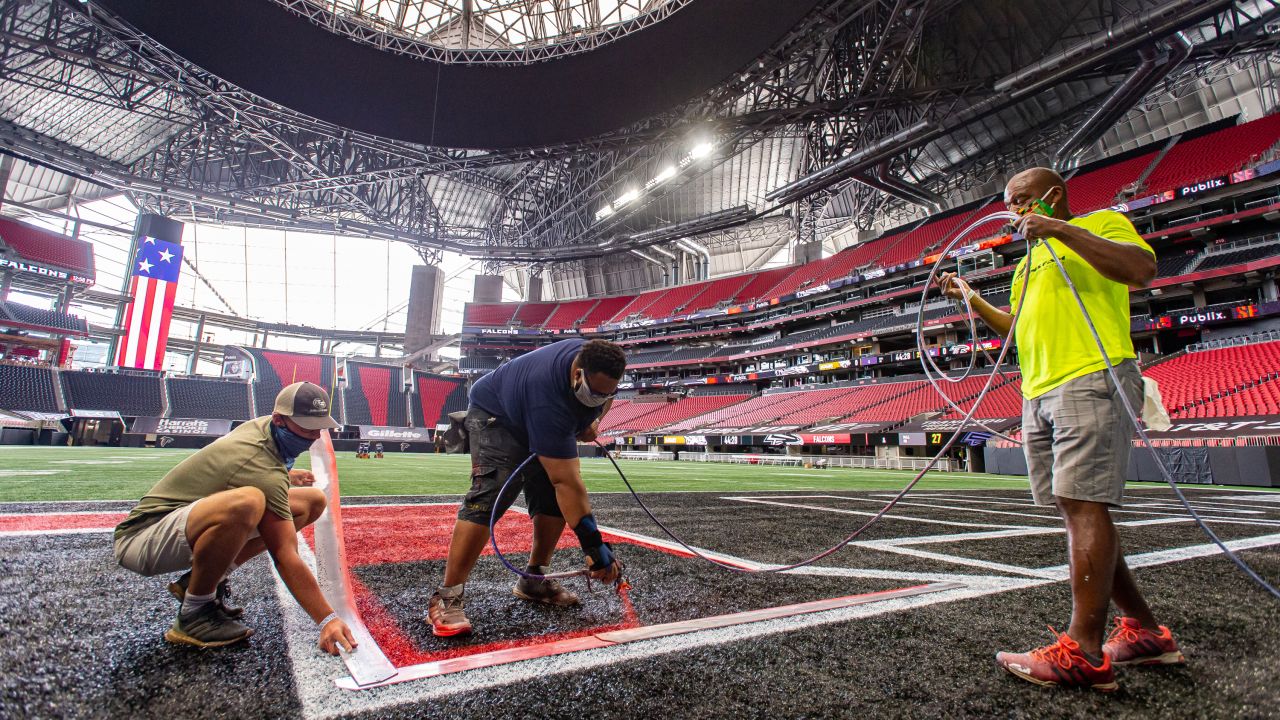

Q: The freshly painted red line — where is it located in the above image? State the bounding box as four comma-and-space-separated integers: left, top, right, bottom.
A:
348, 573, 435, 668
336, 505, 574, 565
0, 512, 127, 532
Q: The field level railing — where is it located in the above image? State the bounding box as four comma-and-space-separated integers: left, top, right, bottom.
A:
674, 452, 957, 472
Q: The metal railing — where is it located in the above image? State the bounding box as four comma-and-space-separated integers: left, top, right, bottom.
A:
676, 452, 957, 472
1185, 329, 1280, 354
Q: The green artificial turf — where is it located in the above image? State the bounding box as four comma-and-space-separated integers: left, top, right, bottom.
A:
0, 446, 1273, 503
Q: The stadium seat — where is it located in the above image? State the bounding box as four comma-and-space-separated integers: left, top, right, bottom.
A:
61, 370, 163, 416
579, 296, 635, 328
1144, 341, 1280, 416
165, 377, 253, 420
0, 301, 89, 336
1066, 151, 1159, 212
604, 394, 751, 433
0, 215, 96, 276
242, 348, 336, 419
542, 299, 599, 330
0, 363, 61, 413
412, 372, 467, 429
345, 362, 409, 426
1144, 114, 1280, 197
511, 302, 558, 328
463, 303, 519, 327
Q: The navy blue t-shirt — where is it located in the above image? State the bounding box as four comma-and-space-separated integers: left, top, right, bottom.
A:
469, 339, 603, 459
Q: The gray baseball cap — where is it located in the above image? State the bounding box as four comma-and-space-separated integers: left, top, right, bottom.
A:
273, 381, 340, 430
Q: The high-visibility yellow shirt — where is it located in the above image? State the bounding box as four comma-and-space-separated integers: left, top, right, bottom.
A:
1009, 210, 1154, 399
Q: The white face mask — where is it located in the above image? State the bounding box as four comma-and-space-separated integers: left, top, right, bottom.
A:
574, 370, 612, 408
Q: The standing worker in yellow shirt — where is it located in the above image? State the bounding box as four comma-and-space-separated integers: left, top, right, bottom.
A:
937, 168, 1184, 692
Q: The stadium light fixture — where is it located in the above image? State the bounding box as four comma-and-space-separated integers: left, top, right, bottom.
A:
614, 188, 641, 206
653, 165, 677, 184
595, 204, 614, 220
689, 141, 714, 159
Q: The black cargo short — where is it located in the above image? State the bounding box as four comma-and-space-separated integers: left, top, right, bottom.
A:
457, 406, 563, 525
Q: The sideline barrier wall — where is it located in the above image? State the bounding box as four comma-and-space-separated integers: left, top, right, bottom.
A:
984, 445, 1280, 487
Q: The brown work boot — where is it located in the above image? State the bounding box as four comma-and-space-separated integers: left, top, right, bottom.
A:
427, 585, 472, 637
512, 566, 580, 607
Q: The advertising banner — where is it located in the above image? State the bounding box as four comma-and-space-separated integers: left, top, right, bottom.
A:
358, 426, 432, 442
131, 416, 233, 436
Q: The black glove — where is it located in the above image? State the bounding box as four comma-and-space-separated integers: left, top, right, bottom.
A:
572, 514, 616, 571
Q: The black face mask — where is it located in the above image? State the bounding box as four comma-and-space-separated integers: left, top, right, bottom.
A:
271, 421, 315, 469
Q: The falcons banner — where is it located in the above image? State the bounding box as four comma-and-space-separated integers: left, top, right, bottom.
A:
115, 236, 183, 370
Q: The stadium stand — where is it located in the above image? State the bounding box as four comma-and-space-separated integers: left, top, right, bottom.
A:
1195, 241, 1280, 272
1144, 341, 1280, 416
732, 267, 793, 304
61, 370, 163, 416
638, 282, 710, 320
598, 398, 668, 434
459, 355, 503, 372
1155, 249, 1200, 277
1143, 114, 1280, 196
680, 274, 754, 314
512, 302, 557, 328
579, 296, 634, 327
606, 393, 751, 433
0, 363, 61, 413
165, 376, 253, 420
937, 376, 1025, 419
412, 371, 468, 428
345, 362, 409, 426
464, 303, 519, 327
1066, 150, 1159, 212
0, 215, 96, 277
608, 287, 669, 323
0, 301, 89, 336
542, 299, 599, 330
242, 348, 337, 420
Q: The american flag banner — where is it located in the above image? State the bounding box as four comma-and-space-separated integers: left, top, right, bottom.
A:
115, 236, 184, 370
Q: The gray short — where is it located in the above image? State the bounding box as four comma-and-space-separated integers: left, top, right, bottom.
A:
114, 497, 259, 576
457, 407, 562, 526
1022, 360, 1143, 507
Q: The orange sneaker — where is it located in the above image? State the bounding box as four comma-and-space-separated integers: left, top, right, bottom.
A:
996, 628, 1118, 692
1103, 617, 1185, 666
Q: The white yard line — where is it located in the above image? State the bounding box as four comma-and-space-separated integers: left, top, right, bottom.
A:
724, 497, 1027, 529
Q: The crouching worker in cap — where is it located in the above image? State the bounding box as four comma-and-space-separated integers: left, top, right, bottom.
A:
113, 381, 357, 654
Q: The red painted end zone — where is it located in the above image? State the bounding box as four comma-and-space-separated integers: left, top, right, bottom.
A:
0, 512, 127, 533
323, 504, 695, 667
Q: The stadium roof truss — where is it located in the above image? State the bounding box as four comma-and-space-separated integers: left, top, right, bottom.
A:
0, 0, 1277, 273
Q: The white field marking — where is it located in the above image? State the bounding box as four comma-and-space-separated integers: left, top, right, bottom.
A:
0, 469, 63, 477
285, 576, 1046, 719
1115, 499, 1273, 514
1203, 494, 1280, 502
723, 497, 1027, 530
592, 525, 766, 570
46, 460, 130, 465
865, 492, 1280, 525
728, 493, 1060, 524
0, 527, 113, 537
845, 542, 1060, 579
777, 565, 1019, 585
1039, 532, 1280, 578
832, 495, 1063, 523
